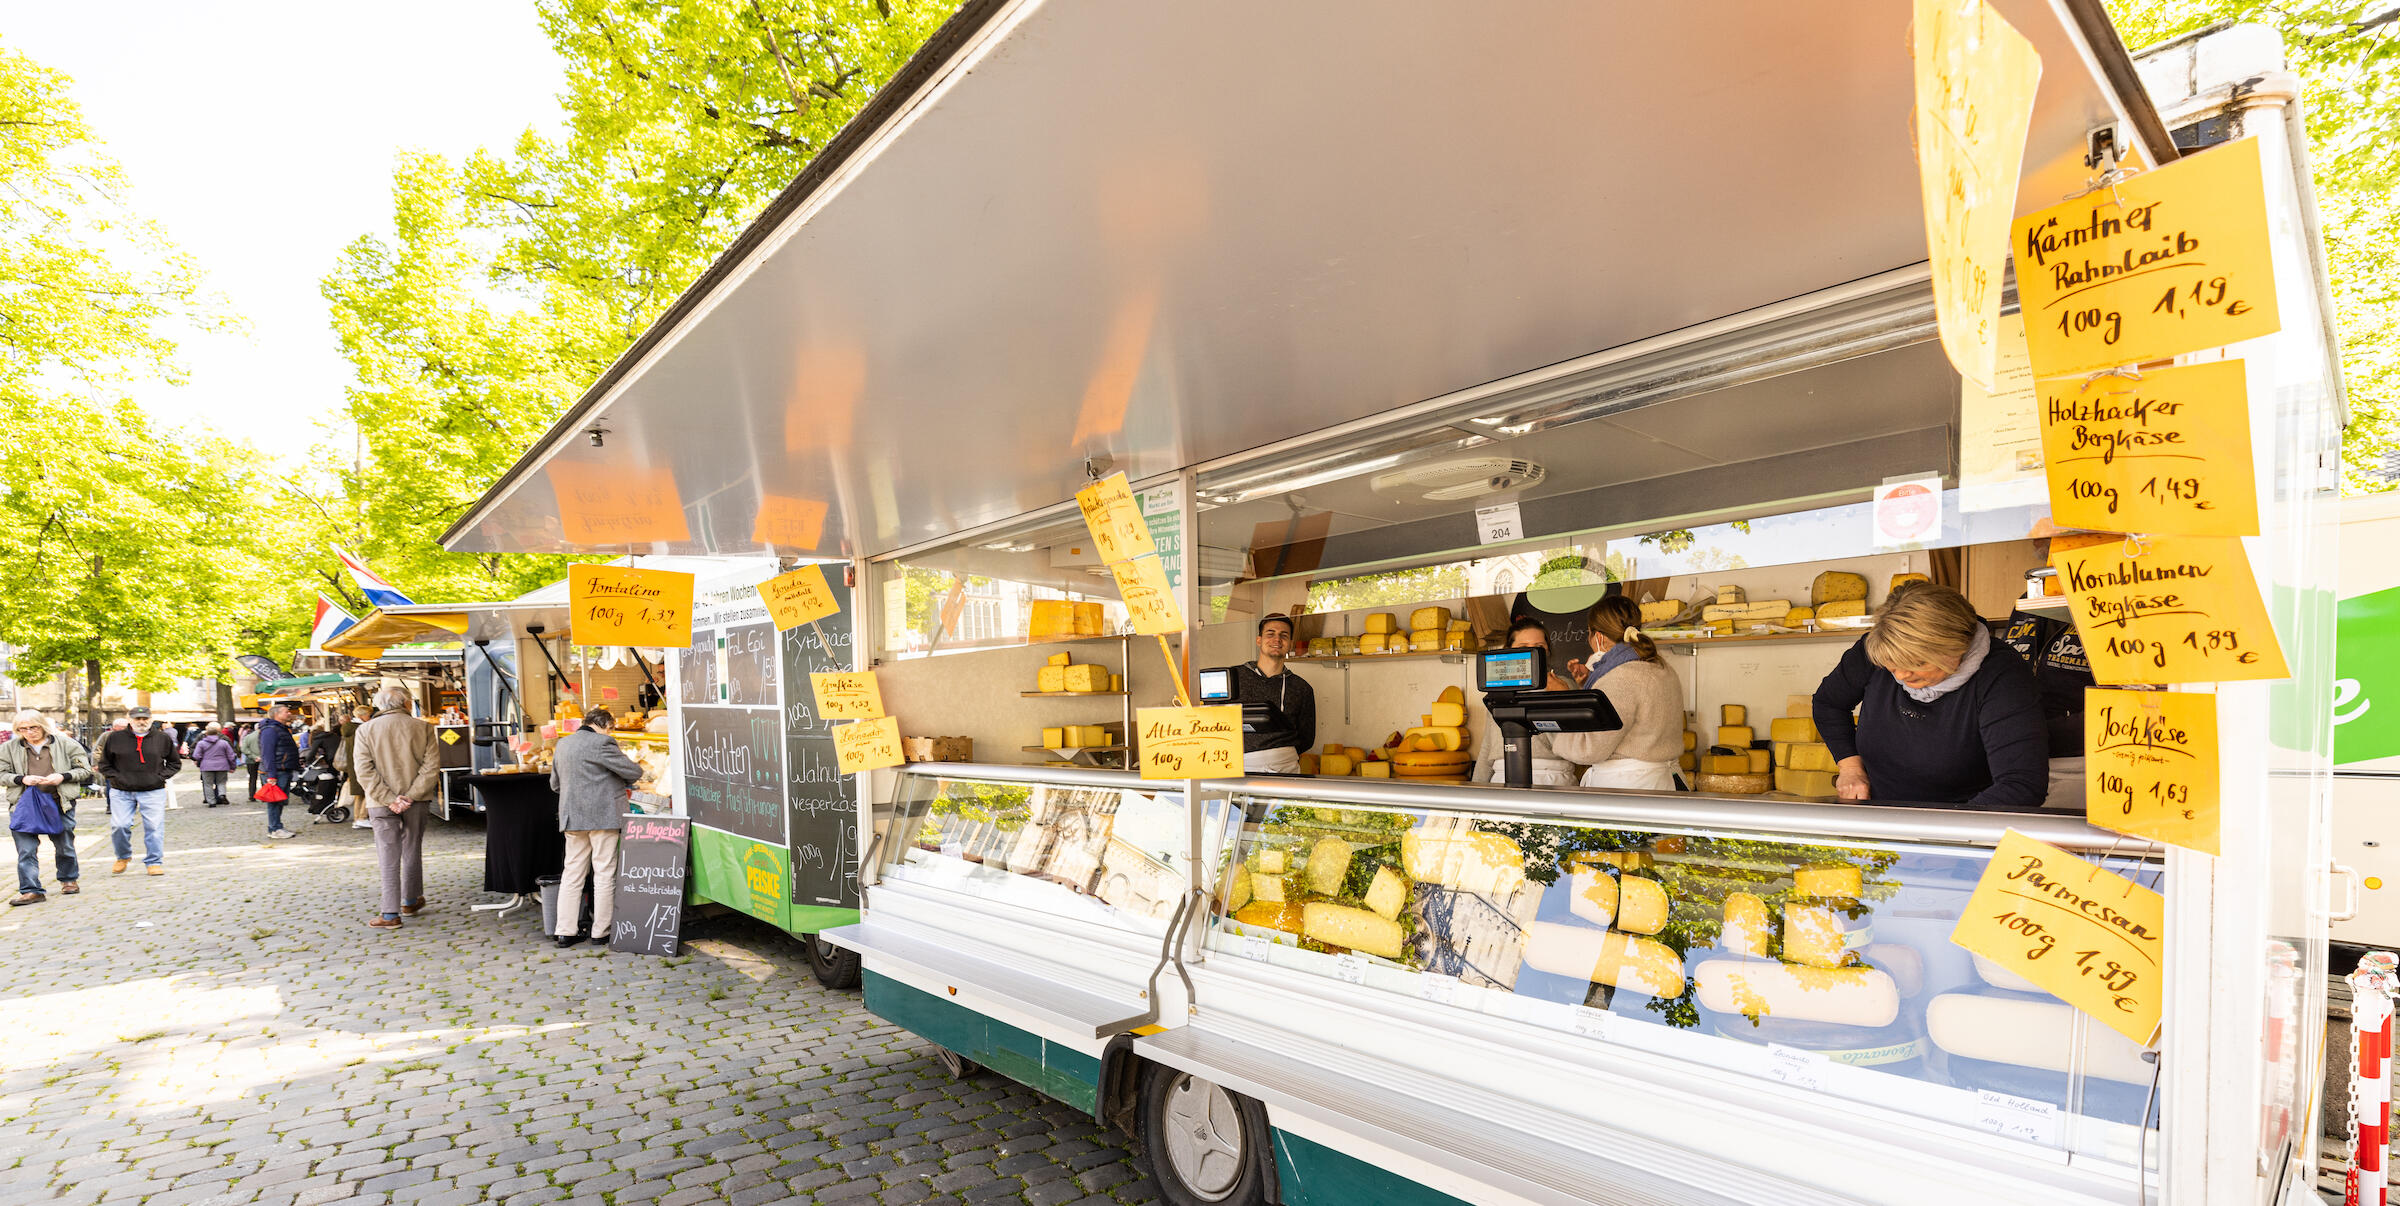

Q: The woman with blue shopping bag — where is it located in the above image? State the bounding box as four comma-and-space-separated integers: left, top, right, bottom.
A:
3, 710, 94, 906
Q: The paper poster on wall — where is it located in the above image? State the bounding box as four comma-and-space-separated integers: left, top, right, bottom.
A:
1958, 315, 2048, 512
2085, 688, 2220, 855
2038, 360, 2259, 537
1138, 481, 1184, 593
1872, 475, 1946, 548
1912, 0, 2042, 391
1137, 706, 1243, 780
568, 564, 695, 648
2013, 137, 2281, 378
2053, 534, 2290, 683
1950, 830, 2164, 1045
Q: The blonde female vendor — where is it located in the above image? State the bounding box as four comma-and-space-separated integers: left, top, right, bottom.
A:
1549, 597, 1685, 790
1230, 613, 1317, 773
1471, 618, 1584, 787
1812, 582, 2047, 806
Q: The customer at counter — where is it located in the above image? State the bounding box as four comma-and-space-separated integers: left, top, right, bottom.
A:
1232, 613, 1317, 773
1813, 582, 2047, 807
1548, 597, 1684, 790
1472, 618, 1585, 786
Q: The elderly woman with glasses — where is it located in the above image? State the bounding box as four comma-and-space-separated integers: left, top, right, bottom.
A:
1811, 582, 2048, 808
3, 711, 96, 905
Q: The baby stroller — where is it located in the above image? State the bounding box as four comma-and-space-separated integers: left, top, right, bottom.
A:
292, 766, 351, 826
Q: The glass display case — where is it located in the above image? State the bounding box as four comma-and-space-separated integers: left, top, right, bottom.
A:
1202, 792, 2164, 1165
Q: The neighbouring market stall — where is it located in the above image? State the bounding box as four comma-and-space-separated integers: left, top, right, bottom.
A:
436, 5, 2350, 1204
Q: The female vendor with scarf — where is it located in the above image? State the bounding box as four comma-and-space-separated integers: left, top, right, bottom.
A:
1811, 582, 2047, 807
1549, 596, 1686, 791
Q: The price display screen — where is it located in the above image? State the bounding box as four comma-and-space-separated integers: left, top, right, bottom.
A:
1478, 649, 1542, 691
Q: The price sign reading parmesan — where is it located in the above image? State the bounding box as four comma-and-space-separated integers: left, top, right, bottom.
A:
1911, 0, 2041, 391
1108, 553, 1183, 636
1137, 706, 1243, 780
2053, 534, 2289, 683
2014, 137, 2280, 378
832, 716, 904, 774
761, 563, 841, 631
1074, 472, 1156, 565
808, 671, 885, 722
1950, 830, 2164, 1045
2039, 360, 2258, 536
568, 564, 695, 648
2085, 688, 2220, 855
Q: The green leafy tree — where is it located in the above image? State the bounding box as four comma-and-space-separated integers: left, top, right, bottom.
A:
2108, 1, 2400, 490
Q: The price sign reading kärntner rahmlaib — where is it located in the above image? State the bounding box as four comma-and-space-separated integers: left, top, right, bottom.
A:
2038, 360, 2258, 537
2052, 534, 2289, 684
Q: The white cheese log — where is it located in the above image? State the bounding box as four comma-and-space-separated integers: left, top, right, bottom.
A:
1520, 922, 1685, 998
1693, 960, 1899, 1026
1927, 992, 2155, 1083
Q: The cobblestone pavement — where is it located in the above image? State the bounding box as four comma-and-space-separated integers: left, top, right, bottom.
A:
0, 773, 1162, 1206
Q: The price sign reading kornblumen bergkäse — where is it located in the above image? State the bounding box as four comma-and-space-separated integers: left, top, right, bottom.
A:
2052, 534, 2289, 684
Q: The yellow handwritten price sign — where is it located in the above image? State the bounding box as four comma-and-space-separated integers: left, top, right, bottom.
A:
1074, 472, 1156, 565
761, 563, 841, 632
568, 564, 694, 648
1950, 830, 2164, 1045
2039, 360, 2258, 536
1137, 706, 1243, 780
2085, 688, 2220, 855
548, 462, 692, 545
1912, 0, 2042, 391
809, 671, 886, 721
751, 494, 830, 551
1108, 553, 1183, 636
832, 716, 904, 774
2054, 534, 2289, 683
2014, 137, 2281, 378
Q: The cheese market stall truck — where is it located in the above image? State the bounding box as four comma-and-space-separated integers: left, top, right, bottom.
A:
438, 6, 2348, 1204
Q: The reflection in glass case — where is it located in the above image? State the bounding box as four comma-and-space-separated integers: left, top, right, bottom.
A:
880, 774, 1201, 934
1206, 798, 2164, 1161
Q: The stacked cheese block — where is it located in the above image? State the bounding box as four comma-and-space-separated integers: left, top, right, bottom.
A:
1033, 650, 1118, 694
1809, 571, 1869, 622
1768, 694, 1837, 798
1305, 687, 1473, 778
1693, 862, 1902, 1028
1638, 598, 1686, 625
1028, 599, 1107, 638
1699, 586, 1795, 636
1692, 704, 1771, 793
1039, 723, 1117, 749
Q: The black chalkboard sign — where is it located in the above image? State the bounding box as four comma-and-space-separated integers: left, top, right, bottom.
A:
680, 706, 785, 843
724, 622, 777, 707
610, 814, 690, 956
780, 573, 857, 908
679, 626, 718, 702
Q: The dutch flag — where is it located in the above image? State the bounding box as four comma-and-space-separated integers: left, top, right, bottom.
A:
311, 595, 359, 648
334, 547, 415, 609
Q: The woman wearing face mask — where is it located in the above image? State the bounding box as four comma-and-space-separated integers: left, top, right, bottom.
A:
1548, 597, 1686, 791
1470, 618, 1583, 787
1811, 582, 2046, 807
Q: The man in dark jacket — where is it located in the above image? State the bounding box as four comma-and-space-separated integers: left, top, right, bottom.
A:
94, 705, 180, 874
255, 705, 303, 840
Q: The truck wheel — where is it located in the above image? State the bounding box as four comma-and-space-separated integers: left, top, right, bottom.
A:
1139, 1064, 1274, 1206
803, 934, 862, 989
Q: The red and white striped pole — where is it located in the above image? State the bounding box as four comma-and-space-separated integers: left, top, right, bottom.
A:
2350, 953, 2398, 1206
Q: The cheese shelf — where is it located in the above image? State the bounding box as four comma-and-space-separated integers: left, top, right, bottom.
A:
1654, 629, 1863, 652
1288, 651, 1473, 666
1026, 632, 1138, 647
1020, 690, 1128, 698
1021, 744, 1129, 754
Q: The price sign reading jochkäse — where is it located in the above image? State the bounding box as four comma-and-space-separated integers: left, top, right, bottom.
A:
2052, 534, 2289, 684
2084, 688, 2220, 855
2038, 360, 2258, 537
1950, 830, 2163, 1045
1137, 706, 1242, 780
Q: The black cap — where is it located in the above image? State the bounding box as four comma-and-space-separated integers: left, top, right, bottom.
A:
126, 705, 151, 718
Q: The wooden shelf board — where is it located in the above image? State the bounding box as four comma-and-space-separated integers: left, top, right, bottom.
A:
1654, 629, 1863, 650
1026, 633, 1135, 647
1287, 650, 1473, 666
1019, 691, 1129, 698
1021, 744, 1130, 754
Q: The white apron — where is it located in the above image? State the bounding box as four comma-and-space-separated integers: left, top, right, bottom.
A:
1244, 746, 1300, 774
1484, 758, 1578, 788
1579, 757, 1679, 792
2042, 756, 2087, 812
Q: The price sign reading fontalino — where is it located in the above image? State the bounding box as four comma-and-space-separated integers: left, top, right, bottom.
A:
1950, 830, 2163, 1045
1911, 0, 2041, 391
761, 563, 841, 632
808, 671, 885, 721
1137, 706, 1243, 780
2038, 360, 2258, 537
568, 564, 695, 648
2013, 137, 2281, 378
1074, 472, 1156, 565
1108, 553, 1183, 636
2085, 688, 2220, 855
2053, 534, 2289, 683
832, 715, 904, 774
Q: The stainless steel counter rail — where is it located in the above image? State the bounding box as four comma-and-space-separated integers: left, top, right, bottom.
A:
897, 763, 2159, 857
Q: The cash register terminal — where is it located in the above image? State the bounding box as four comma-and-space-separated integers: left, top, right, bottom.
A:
1477, 647, 1622, 789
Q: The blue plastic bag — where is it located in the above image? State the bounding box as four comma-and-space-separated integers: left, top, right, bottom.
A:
9, 784, 64, 836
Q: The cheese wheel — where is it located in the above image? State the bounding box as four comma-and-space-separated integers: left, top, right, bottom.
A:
1358, 760, 1391, 778
1816, 599, 1867, 621
1783, 607, 1815, 626
1302, 902, 1404, 959
1775, 767, 1838, 798
1388, 748, 1473, 770
1409, 606, 1452, 631
1720, 704, 1747, 726
1768, 716, 1820, 743
1428, 701, 1466, 728
1566, 869, 1617, 927
1307, 637, 1336, 657
1030, 600, 1076, 636
1319, 754, 1354, 776
1408, 629, 1441, 651
1074, 601, 1104, 635
1359, 633, 1389, 653
1682, 730, 1699, 751
1703, 754, 1750, 775
1677, 752, 1698, 771
1638, 600, 1682, 624
1334, 636, 1360, 656
1364, 613, 1397, 634
1926, 993, 2155, 1083
1037, 665, 1066, 693
1520, 923, 1685, 998
1745, 748, 1772, 774
1298, 754, 1320, 775
1041, 727, 1064, 748
1692, 771, 1771, 794
1616, 876, 1669, 935
1716, 725, 1754, 748
1047, 652, 1072, 666
1061, 664, 1108, 692
1693, 960, 1898, 1026
1223, 868, 1252, 913
1890, 572, 1932, 594
1343, 746, 1368, 763
1811, 571, 1869, 606
1720, 892, 1772, 957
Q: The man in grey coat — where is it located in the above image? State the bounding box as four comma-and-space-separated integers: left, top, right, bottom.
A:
4, 711, 95, 904
548, 708, 644, 949
350, 686, 440, 930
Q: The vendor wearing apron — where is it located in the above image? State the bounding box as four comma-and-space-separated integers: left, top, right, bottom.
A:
1471, 617, 1584, 787
1812, 582, 2047, 806
1549, 596, 1685, 791
1232, 613, 1317, 773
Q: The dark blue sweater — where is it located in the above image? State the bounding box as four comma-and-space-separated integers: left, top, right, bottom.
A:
1812, 636, 2049, 807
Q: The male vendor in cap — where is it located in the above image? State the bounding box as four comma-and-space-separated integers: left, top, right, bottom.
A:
1229, 613, 1316, 773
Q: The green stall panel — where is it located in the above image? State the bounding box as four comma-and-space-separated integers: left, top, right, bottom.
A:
1272, 1130, 1471, 1206
862, 971, 1100, 1113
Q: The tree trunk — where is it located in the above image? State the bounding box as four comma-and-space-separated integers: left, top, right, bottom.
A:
216, 679, 236, 722
82, 659, 102, 740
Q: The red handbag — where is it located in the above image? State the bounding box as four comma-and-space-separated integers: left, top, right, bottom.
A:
255, 781, 287, 804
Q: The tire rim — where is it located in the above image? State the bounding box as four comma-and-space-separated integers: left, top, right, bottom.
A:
1160, 1073, 1244, 1200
